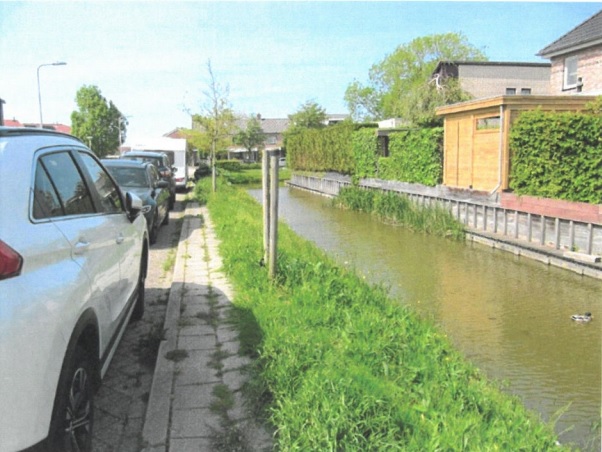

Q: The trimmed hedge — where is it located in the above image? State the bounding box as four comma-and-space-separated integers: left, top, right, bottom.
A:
509, 110, 602, 204
286, 123, 356, 174
378, 128, 443, 186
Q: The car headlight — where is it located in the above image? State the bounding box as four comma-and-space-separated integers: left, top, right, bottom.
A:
141, 205, 152, 213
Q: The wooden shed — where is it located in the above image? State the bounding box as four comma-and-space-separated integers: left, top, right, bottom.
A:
435, 95, 596, 193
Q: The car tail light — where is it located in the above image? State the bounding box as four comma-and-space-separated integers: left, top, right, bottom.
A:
0, 240, 23, 280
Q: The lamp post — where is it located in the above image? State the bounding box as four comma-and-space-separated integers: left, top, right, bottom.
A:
37, 62, 66, 128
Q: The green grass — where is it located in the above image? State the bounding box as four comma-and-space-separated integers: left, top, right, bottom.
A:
196, 177, 569, 451
335, 186, 465, 240
217, 167, 291, 187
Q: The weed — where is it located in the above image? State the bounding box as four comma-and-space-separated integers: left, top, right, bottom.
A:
137, 322, 165, 368
164, 349, 189, 362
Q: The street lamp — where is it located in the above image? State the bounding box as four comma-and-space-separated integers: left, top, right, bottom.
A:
37, 61, 67, 128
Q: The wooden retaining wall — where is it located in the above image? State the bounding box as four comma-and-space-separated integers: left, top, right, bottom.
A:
288, 174, 602, 279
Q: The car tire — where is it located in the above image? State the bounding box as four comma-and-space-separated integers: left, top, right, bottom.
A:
130, 257, 146, 322
149, 219, 158, 245
47, 346, 95, 452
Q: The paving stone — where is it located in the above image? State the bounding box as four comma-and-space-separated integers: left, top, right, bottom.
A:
170, 407, 221, 438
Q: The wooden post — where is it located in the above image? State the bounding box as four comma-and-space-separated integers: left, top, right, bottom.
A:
268, 152, 280, 279
262, 151, 270, 264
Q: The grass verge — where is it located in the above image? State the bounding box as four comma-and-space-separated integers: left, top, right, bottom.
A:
196, 177, 568, 451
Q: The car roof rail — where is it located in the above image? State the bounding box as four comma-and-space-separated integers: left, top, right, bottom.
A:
0, 126, 83, 143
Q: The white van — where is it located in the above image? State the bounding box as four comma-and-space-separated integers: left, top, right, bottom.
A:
126, 137, 188, 190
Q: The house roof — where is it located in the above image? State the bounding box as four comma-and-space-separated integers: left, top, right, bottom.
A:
4, 119, 23, 127
538, 9, 602, 58
260, 118, 289, 134
433, 60, 550, 75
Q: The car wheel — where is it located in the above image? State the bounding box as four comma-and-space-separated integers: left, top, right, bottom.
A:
130, 255, 146, 322
48, 346, 95, 452
162, 210, 169, 225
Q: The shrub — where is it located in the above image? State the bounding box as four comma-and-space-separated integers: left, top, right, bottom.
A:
378, 128, 443, 186
509, 110, 602, 204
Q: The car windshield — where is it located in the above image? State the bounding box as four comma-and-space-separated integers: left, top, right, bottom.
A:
107, 166, 149, 188
124, 155, 162, 168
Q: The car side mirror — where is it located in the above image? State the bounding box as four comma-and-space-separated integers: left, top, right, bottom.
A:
125, 191, 143, 222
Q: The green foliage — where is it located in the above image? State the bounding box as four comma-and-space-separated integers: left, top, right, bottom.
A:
197, 180, 564, 451
233, 115, 265, 154
509, 110, 602, 204
335, 186, 464, 240
378, 128, 443, 186
286, 123, 356, 174
286, 100, 327, 133
71, 85, 125, 157
345, 33, 485, 123
584, 96, 602, 116
352, 128, 379, 180
215, 160, 242, 171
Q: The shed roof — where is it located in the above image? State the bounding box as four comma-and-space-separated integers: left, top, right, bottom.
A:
436, 95, 597, 116
538, 9, 602, 58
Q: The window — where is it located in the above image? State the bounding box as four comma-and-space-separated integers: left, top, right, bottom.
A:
564, 55, 579, 89
79, 152, 122, 213
521, 88, 532, 95
476, 116, 501, 131
34, 152, 95, 218
505, 88, 516, 95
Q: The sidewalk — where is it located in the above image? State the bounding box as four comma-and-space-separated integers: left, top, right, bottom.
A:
141, 202, 273, 451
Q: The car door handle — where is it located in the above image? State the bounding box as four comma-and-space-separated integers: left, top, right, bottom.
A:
116, 233, 125, 245
74, 240, 90, 255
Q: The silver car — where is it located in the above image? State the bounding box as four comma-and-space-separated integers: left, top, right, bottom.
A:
0, 127, 148, 451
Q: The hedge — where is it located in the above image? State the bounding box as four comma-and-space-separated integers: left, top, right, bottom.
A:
378, 128, 443, 186
509, 110, 602, 204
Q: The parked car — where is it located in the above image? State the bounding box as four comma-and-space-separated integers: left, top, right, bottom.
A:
103, 159, 170, 245
121, 151, 176, 209
0, 127, 148, 452
193, 162, 211, 181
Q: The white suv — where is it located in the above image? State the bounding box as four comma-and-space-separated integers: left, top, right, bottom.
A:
0, 127, 149, 451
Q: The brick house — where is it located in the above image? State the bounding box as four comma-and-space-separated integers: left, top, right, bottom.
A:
537, 9, 602, 95
432, 61, 551, 98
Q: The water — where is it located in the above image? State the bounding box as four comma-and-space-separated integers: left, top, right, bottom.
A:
251, 187, 601, 450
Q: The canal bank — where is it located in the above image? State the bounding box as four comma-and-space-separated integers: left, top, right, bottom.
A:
251, 185, 601, 450
287, 173, 602, 280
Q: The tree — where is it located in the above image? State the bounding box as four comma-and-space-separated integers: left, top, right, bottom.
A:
233, 115, 265, 161
189, 60, 237, 192
344, 33, 486, 125
287, 100, 327, 131
71, 85, 125, 157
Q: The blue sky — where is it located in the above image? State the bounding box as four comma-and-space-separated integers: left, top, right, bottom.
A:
1, 1, 601, 141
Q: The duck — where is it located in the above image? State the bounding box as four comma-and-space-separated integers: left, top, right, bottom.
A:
571, 312, 592, 322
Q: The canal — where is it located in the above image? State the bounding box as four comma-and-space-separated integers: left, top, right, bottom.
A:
251, 187, 601, 450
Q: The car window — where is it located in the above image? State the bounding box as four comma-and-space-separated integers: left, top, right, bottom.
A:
33, 161, 64, 219
107, 166, 149, 188
34, 151, 95, 218
79, 153, 123, 213
148, 165, 160, 184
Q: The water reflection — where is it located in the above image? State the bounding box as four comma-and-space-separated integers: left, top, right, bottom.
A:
250, 187, 601, 450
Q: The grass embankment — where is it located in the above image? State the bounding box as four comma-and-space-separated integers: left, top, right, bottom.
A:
335, 186, 465, 240
194, 178, 566, 450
